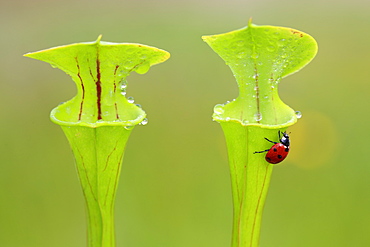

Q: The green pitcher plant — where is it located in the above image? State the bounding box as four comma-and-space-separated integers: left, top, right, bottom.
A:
24, 36, 170, 247
202, 20, 318, 247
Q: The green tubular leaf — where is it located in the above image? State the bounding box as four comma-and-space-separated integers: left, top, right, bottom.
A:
203, 21, 317, 247
221, 123, 279, 247
24, 36, 170, 127
203, 21, 318, 128
25, 37, 170, 247
222, 123, 292, 247
62, 126, 132, 246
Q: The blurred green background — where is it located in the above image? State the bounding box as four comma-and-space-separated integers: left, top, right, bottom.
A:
1, 0, 369, 246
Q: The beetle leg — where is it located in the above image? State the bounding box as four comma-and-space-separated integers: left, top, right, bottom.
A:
264, 137, 277, 144
253, 149, 270, 154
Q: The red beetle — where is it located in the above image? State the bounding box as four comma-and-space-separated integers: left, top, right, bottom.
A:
254, 131, 290, 164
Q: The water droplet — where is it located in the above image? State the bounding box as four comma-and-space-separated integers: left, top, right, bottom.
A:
267, 45, 276, 52
214, 104, 225, 115
120, 82, 127, 90
295, 111, 302, 119
254, 112, 262, 121
135, 104, 142, 108
253, 74, 259, 79
135, 61, 150, 74
254, 86, 259, 91
236, 52, 245, 59
124, 61, 134, 70
121, 91, 127, 96
139, 118, 148, 125
242, 119, 249, 125
127, 96, 134, 103
278, 38, 286, 47
251, 53, 259, 59
213, 114, 222, 121
124, 125, 134, 130
225, 117, 231, 121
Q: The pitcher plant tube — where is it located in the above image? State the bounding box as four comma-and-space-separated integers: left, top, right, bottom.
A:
202, 20, 318, 247
24, 36, 170, 247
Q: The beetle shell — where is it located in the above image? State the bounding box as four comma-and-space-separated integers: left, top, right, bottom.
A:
265, 143, 290, 164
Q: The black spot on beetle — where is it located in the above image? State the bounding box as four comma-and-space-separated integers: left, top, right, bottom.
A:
266, 157, 271, 161
277, 155, 283, 159
273, 148, 277, 152
285, 148, 289, 152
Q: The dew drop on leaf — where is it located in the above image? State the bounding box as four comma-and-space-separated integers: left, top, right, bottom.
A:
120, 82, 127, 90
236, 52, 245, 59
124, 60, 134, 70
251, 53, 259, 59
295, 111, 302, 119
214, 104, 225, 115
139, 118, 148, 125
127, 96, 134, 103
135, 61, 150, 74
254, 112, 262, 121
267, 45, 276, 52
277, 38, 286, 47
